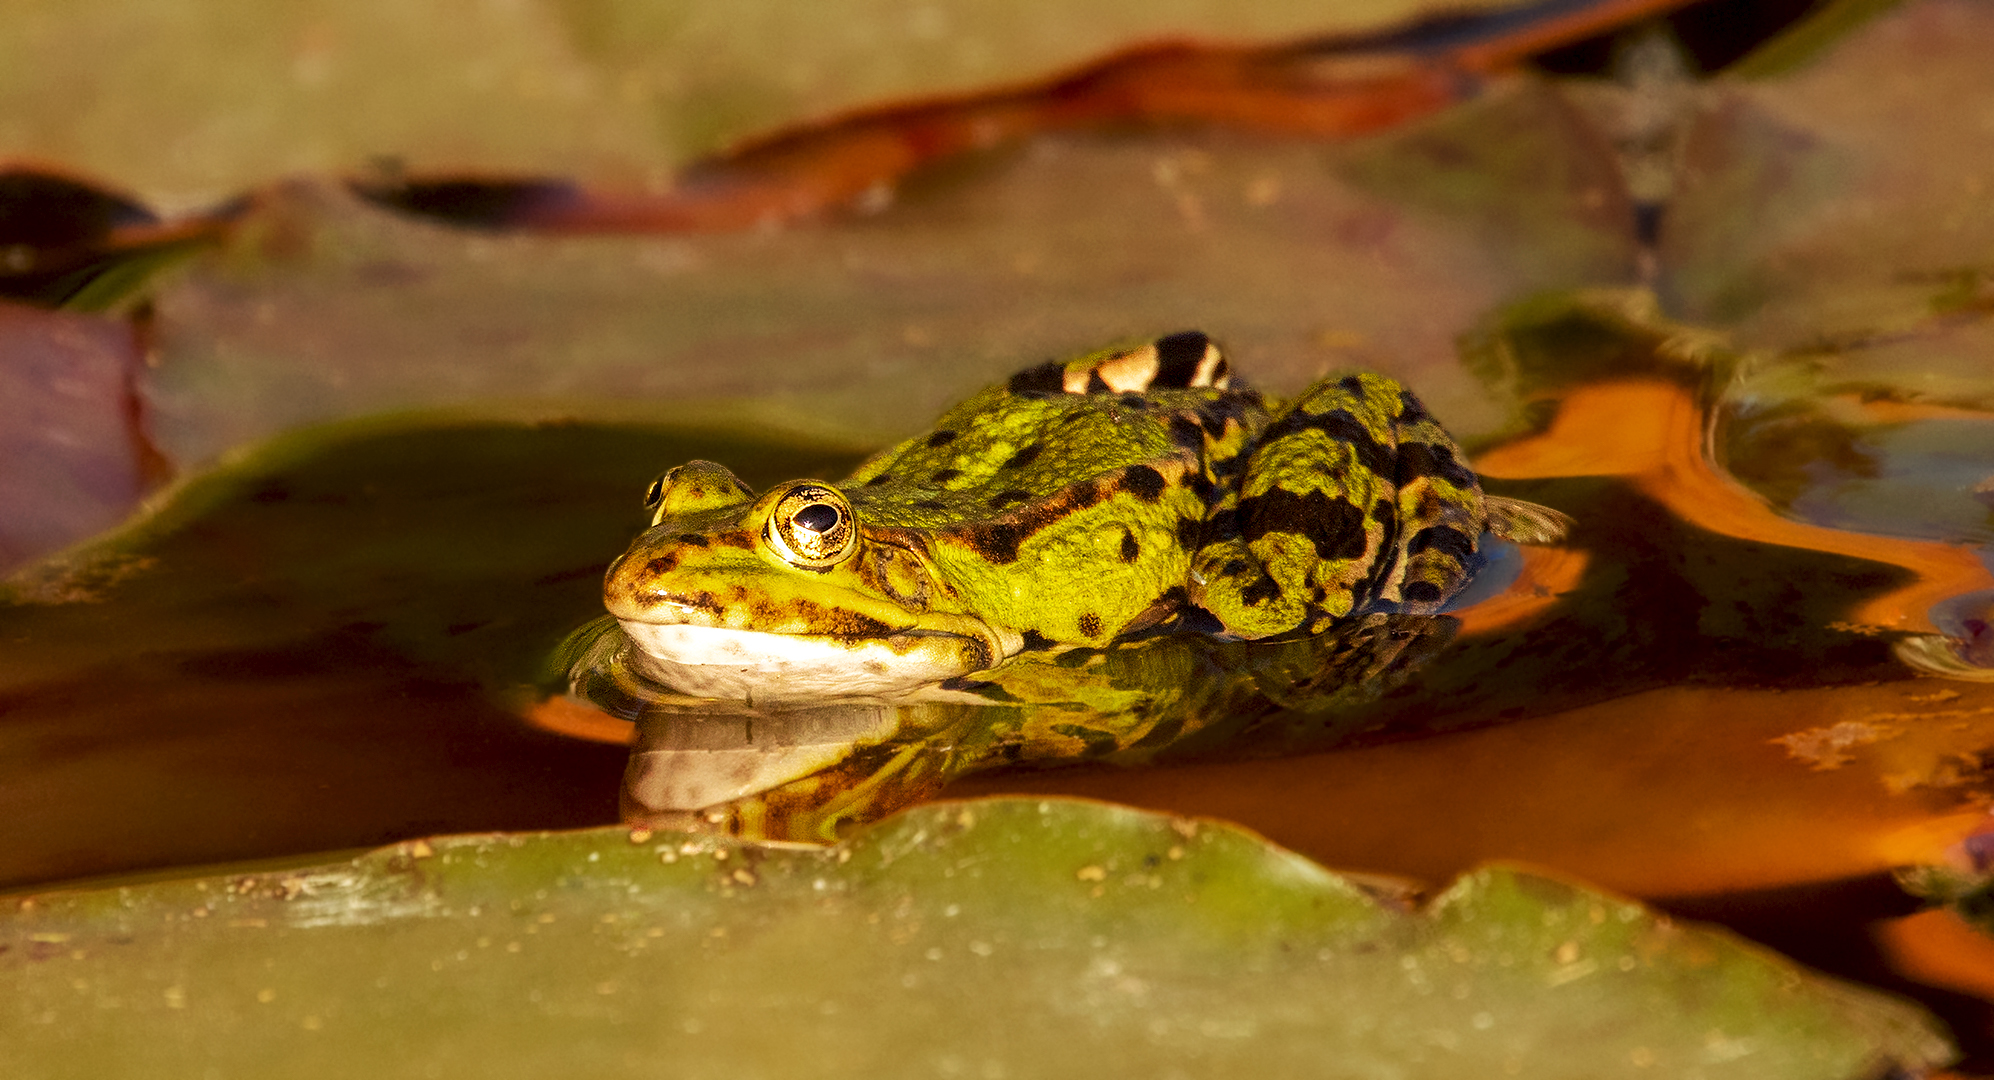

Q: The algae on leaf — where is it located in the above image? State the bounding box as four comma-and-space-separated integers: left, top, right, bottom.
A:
0, 799, 1952, 1079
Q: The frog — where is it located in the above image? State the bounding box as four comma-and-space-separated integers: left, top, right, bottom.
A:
602, 331, 1564, 702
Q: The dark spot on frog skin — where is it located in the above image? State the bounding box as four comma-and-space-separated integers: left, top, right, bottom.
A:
955, 478, 1109, 564
1395, 439, 1478, 489
1119, 529, 1140, 562
1001, 442, 1044, 470
1018, 629, 1056, 652
1207, 510, 1242, 543
645, 554, 678, 575
926, 430, 959, 448
1237, 487, 1369, 560
1152, 330, 1211, 386
930, 467, 962, 484
1221, 558, 1249, 576
1078, 612, 1103, 638
989, 489, 1032, 509
1185, 474, 1217, 503
915, 498, 949, 511
1241, 575, 1282, 606
754, 598, 897, 638
1407, 524, 1476, 564
1395, 390, 1430, 424
1174, 515, 1202, 549
1198, 394, 1259, 434
1119, 464, 1166, 501
961, 635, 994, 671
865, 473, 894, 487
969, 522, 1025, 563
676, 533, 709, 547
1168, 415, 1204, 450
1007, 361, 1065, 395
1259, 407, 1393, 477
1401, 580, 1443, 603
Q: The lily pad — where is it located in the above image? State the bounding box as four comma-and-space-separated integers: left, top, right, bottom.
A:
141, 77, 1631, 472
0, 798, 1953, 1079
0, 0, 1533, 209
0, 301, 157, 569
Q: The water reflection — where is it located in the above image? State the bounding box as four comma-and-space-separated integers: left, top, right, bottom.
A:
559, 608, 1457, 842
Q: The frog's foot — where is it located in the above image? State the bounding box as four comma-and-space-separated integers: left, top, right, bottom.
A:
1483, 496, 1573, 546
615, 621, 1020, 702
1187, 539, 1320, 639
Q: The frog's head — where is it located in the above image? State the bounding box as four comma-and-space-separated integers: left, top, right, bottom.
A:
603, 461, 1017, 702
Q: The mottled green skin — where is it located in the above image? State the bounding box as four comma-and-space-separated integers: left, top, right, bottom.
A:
605, 332, 1492, 680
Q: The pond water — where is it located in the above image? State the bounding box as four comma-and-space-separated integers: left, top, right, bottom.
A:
5, 317, 1993, 1063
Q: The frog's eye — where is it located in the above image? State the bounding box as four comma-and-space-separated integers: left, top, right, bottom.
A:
644, 461, 752, 525
766, 484, 857, 570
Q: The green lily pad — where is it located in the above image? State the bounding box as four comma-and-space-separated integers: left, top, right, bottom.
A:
0, 0, 1531, 208
0, 798, 1953, 1078
142, 66, 1636, 471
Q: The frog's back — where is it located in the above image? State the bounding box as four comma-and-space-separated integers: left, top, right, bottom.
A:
844, 332, 1262, 530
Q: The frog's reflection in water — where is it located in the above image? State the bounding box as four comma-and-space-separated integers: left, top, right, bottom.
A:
559, 610, 1458, 844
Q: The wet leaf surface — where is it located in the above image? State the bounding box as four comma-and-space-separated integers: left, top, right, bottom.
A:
0, 799, 1955, 1079
135, 81, 1634, 473
0, 0, 1554, 207
0, 301, 161, 569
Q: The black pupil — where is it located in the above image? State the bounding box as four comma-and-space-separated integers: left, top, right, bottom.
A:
793, 503, 841, 534
644, 480, 663, 505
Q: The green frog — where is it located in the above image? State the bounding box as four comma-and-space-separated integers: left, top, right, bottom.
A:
604, 332, 1562, 701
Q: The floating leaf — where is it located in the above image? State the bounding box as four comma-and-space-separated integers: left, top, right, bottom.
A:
0, 301, 161, 571
0, 799, 1954, 1079
0, 0, 1572, 206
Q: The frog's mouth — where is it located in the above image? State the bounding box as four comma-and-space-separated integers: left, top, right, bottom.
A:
610, 616, 1022, 703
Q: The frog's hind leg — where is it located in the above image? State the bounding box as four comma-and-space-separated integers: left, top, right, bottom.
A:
1005, 330, 1231, 396
1189, 373, 1489, 638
